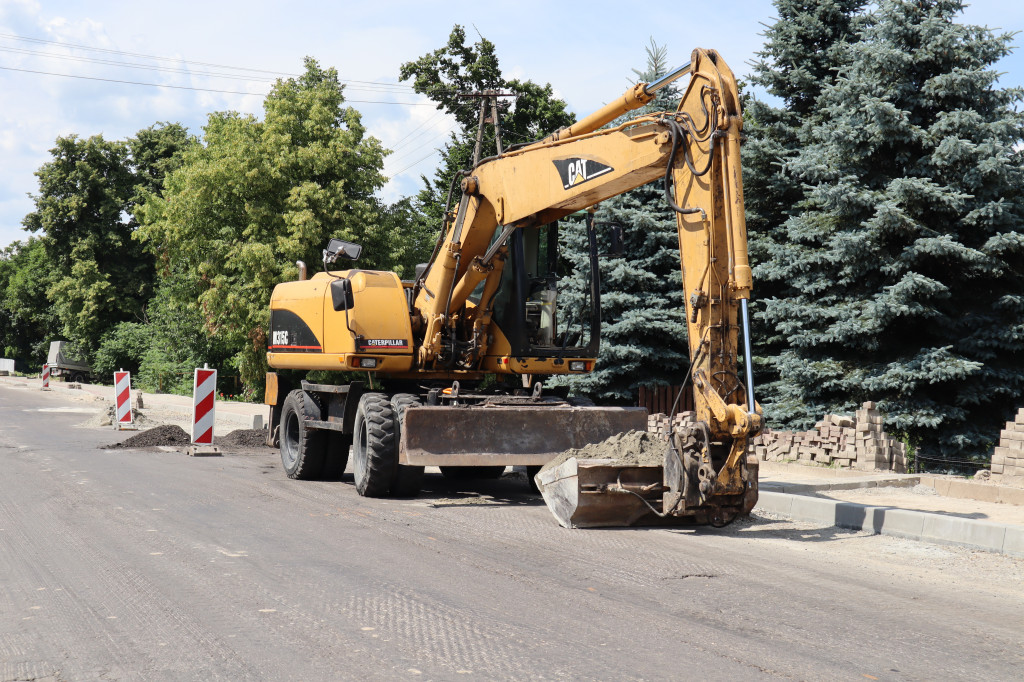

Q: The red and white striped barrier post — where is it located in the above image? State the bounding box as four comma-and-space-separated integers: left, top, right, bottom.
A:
40, 363, 50, 390
114, 370, 133, 428
191, 366, 217, 445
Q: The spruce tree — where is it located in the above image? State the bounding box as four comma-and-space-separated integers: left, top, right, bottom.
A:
761, 0, 1024, 461
742, 0, 867, 409
550, 41, 689, 403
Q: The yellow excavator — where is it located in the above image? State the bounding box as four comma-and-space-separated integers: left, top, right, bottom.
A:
264, 48, 762, 527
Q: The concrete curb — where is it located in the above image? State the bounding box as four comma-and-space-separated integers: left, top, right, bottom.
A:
756, 491, 1024, 557
761, 476, 919, 494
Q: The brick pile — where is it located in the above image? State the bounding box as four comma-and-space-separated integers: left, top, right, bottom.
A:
749, 402, 906, 472
647, 402, 907, 473
647, 411, 695, 438
992, 409, 1024, 483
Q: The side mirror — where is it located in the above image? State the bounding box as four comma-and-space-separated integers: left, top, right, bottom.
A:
324, 238, 363, 268
331, 278, 355, 311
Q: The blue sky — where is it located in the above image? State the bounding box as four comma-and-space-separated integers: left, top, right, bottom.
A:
1, 0, 1022, 249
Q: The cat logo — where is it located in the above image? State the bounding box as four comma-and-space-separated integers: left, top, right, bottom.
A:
553, 158, 614, 190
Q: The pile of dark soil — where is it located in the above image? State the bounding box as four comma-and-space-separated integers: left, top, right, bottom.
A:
540, 430, 668, 475
104, 424, 191, 449
219, 429, 271, 448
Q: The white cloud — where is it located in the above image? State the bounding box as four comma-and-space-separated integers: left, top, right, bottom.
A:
1, 0, 1022, 248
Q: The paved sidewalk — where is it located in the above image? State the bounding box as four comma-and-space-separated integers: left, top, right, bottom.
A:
757, 461, 1024, 557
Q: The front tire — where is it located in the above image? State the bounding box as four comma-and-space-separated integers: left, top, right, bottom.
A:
390, 394, 425, 497
352, 393, 398, 497
279, 390, 326, 480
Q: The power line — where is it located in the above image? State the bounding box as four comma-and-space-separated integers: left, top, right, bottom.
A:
0, 65, 435, 104
0, 45, 413, 94
388, 147, 448, 177
0, 31, 418, 92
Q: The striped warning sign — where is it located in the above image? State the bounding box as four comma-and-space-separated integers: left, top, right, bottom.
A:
191, 367, 217, 445
41, 363, 50, 390
114, 371, 133, 426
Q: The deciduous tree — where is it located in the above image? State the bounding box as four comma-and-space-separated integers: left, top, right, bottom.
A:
136, 58, 400, 393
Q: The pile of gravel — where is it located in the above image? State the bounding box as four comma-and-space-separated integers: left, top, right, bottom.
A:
540, 430, 668, 475
103, 424, 191, 449
220, 429, 271, 448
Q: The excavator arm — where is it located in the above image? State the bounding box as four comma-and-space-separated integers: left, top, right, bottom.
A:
415, 51, 760, 451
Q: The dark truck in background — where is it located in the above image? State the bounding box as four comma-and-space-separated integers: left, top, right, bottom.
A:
47, 341, 93, 383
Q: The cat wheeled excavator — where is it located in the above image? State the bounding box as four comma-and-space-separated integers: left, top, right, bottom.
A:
264, 48, 762, 527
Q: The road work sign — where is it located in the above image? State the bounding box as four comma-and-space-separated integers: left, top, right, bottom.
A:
191, 367, 217, 445
41, 364, 50, 390
114, 371, 133, 428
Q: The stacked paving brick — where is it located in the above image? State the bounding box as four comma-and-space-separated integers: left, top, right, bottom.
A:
647, 403, 906, 472
992, 408, 1024, 483
749, 402, 907, 473
647, 411, 696, 438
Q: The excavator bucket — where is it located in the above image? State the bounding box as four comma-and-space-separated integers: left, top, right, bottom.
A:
535, 453, 760, 529
399, 406, 648, 466
535, 458, 669, 528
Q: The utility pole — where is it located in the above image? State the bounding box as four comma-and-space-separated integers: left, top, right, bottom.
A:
458, 89, 515, 166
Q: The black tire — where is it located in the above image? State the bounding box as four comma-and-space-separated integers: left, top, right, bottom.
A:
390, 393, 425, 497
321, 431, 353, 480
352, 393, 398, 497
440, 466, 507, 480
71, 372, 84, 384
279, 390, 326, 480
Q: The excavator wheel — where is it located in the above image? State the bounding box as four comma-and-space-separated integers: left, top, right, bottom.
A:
352, 393, 398, 497
279, 389, 327, 480
390, 393, 425, 497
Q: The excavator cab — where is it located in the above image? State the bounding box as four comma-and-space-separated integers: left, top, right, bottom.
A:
492, 218, 600, 359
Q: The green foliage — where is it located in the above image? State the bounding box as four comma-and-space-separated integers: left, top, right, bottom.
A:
136, 270, 234, 395
399, 25, 576, 227
0, 238, 58, 369
93, 321, 150, 379
22, 134, 151, 356
14, 122, 192, 363
743, 0, 868, 409
128, 122, 196, 200
136, 58, 402, 393
551, 40, 689, 403
757, 0, 1024, 458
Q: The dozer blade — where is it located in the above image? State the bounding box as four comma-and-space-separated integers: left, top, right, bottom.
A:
535, 458, 674, 528
399, 406, 647, 466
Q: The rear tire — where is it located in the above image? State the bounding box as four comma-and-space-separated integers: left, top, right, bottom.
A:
390, 394, 425, 497
352, 393, 397, 497
279, 390, 326, 480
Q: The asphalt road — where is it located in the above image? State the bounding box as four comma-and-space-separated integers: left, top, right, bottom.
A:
2, 382, 1022, 681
